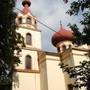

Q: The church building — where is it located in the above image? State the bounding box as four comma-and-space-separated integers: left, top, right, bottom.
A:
13, 0, 90, 90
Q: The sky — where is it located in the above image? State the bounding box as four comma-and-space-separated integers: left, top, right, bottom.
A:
15, 0, 82, 52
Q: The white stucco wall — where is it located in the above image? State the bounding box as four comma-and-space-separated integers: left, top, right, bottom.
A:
13, 72, 40, 90
16, 27, 42, 49
72, 49, 89, 66
40, 61, 48, 90
62, 53, 74, 90
14, 12, 42, 90
46, 59, 66, 90
16, 49, 39, 70
39, 53, 66, 90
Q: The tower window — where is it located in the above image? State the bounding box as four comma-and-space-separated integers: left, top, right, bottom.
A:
57, 47, 60, 52
18, 17, 22, 24
26, 17, 31, 24
26, 33, 32, 45
35, 20, 37, 24
25, 55, 32, 69
69, 45, 72, 49
62, 45, 66, 51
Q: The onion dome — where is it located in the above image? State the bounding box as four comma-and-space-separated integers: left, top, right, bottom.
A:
51, 26, 74, 47
22, 0, 31, 7
22, 0, 31, 14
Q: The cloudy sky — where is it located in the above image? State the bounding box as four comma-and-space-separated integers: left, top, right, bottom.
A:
16, 0, 82, 52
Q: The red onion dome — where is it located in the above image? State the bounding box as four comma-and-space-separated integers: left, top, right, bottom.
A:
22, 0, 31, 14
22, 0, 31, 7
51, 26, 74, 47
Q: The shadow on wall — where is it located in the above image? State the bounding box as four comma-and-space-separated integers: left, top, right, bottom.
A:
13, 72, 19, 89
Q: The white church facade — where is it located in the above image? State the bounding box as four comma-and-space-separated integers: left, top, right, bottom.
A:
13, 0, 90, 90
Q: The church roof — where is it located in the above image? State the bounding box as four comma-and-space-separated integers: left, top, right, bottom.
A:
51, 26, 74, 46
22, 0, 31, 6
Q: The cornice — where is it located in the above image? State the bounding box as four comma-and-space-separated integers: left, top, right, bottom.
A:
45, 51, 60, 56
38, 51, 60, 64
15, 69, 40, 74
72, 53, 87, 56
22, 46, 42, 51
72, 47, 89, 52
16, 25, 41, 32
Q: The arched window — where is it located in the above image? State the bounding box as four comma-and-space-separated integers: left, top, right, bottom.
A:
25, 55, 32, 69
57, 47, 60, 52
69, 44, 72, 49
18, 17, 22, 24
26, 17, 31, 24
62, 45, 66, 51
26, 33, 32, 45
34, 20, 37, 24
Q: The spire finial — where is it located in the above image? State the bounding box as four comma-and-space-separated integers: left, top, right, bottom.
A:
60, 20, 62, 28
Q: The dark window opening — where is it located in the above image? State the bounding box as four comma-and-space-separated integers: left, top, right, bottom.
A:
69, 45, 72, 49
35, 20, 37, 24
25, 55, 32, 69
62, 45, 66, 51
26, 33, 32, 45
18, 17, 22, 24
26, 17, 31, 24
57, 47, 60, 52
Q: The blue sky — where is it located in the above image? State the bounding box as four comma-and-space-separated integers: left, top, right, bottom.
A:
15, 0, 82, 52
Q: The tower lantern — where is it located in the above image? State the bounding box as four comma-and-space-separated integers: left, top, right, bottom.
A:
16, 0, 37, 29
51, 25, 74, 53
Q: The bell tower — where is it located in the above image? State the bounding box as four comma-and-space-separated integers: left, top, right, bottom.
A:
16, 0, 37, 30
13, 0, 41, 90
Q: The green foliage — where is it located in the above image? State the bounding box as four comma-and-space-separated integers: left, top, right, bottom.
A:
60, 60, 90, 89
81, 11, 90, 25
68, 23, 83, 45
60, 0, 90, 89
0, 0, 23, 86
66, 0, 90, 45
67, 0, 90, 15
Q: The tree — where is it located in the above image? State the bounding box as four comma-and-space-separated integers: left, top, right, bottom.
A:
66, 0, 90, 45
0, 0, 24, 89
60, 58, 90, 89
60, 0, 90, 90
67, 23, 83, 45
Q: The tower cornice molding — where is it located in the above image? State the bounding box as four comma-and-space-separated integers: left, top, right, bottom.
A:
15, 69, 40, 73
22, 46, 42, 51
38, 51, 60, 64
16, 26, 41, 32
